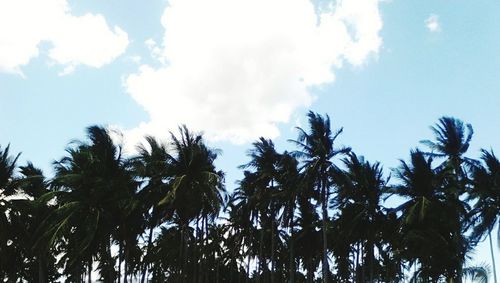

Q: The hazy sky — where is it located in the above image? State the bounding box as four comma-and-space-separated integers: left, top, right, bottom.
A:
1, 0, 499, 277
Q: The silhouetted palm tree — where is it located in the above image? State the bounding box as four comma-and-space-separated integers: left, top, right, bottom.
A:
421, 117, 477, 282
290, 111, 350, 283
470, 149, 500, 283
239, 137, 281, 283
158, 125, 224, 282
38, 126, 135, 282
331, 153, 391, 282
131, 136, 172, 283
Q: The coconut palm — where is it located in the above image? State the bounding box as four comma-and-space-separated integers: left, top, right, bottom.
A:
231, 171, 262, 282
10, 163, 60, 283
469, 149, 500, 283
394, 149, 470, 281
421, 117, 477, 282
275, 152, 302, 283
131, 136, 172, 283
331, 153, 392, 282
37, 126, 135, 282
239, 137, 281, 283
420, 116, 477, 178
290, 111, 351, 283
0, 144, 22, 281
158, 125, 225, 282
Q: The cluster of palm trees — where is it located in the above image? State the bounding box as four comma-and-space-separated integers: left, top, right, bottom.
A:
0, 111, 498, 283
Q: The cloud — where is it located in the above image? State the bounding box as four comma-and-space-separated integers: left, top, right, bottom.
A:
123, 0, 383, 148
425, 14, 441, 33
0, 0, 129, 75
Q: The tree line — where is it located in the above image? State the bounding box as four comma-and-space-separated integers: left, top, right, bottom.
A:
0, 111, 498, 283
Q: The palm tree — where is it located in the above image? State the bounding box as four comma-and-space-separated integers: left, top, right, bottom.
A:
290, 111, 351, 283
394, 149, 469, 281
331, 153, 392, 282
131, 136, 172, 283
37, 126, 135, 282
158, 125, 225, 283
0, 144, 22, 282
231, 171, 261, 282
275, 152, 302, 283
420, 116, 477, 178
469, 149, 500, 283
11, 163, 60, 283
421, 117, 477, 282
239, 137, 281, 283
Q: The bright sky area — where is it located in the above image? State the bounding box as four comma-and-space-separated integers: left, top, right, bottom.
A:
0, 0, 499, 278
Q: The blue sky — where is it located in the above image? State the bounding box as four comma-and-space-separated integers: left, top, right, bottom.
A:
1, 0, 499, 277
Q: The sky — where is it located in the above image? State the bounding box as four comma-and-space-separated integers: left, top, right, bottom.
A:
1, 0, 499, 278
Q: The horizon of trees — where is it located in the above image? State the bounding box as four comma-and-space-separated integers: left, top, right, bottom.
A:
0, 111, 498, 283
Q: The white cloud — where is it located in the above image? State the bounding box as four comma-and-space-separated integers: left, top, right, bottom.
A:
124, 0, 383, 147
425, 14, 441, 33
0, 0, 129, 75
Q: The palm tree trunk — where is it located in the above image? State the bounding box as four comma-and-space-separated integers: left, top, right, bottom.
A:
246, 250, 251, 283
490, 232, 498, 283
141, 224, 155, 283
195, 217, 200, 283
178, 225, 185, 283
321, 181, 329, 283
204, 217, 209, 283
124, 246, 129, 283
88, 259, 92, 283
38, 253, 46, 283
289, 224, 295, 283
183, 224, 189, 283
270, 214, 275, 283
258, 213, 264, 283
118, 242, 122, 283
307, 257, 314, 283
368, 239, 374, 283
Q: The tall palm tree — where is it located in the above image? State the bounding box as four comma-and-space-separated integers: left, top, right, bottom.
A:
231, 171, 261, 282
131, 136, 172, 283
469, 149, 500, 283
275, 152, 302, 283
37, 126, 135, 282
395, 149, 468, 281
0, 144, 21, 282
11, 163, 60, 283
290, 111, 350, 283
239, 137, 281, 283
158, 125, 225, 282
331, 153, 391, 282
421, 117, 476, 282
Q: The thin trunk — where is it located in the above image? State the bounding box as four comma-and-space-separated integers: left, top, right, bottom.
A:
368, 238, 374, 283
118, 242, 122, 283
361, 243, 365, 283
108, 238, 114, 282
307, 257, 314, 283
88, 259, 92, 283
230, 233, 236, 283
124, 246, 129, 283
204, 217, 209, 283
141, 224, 155, 283
184, 224, 189, 283
289, 223, 295, 283
321, 180, 329, 283
178, 226, 184, 283
258, 213, 264, 283
38, 254, 46, 283
246, 251, 251, 283
271, 213, 275, 283
196, 217, 200, 283
490, 232, 498, 283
